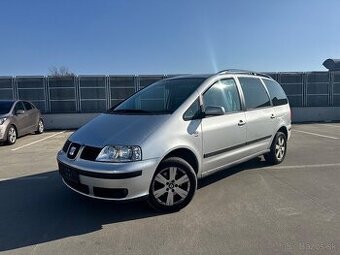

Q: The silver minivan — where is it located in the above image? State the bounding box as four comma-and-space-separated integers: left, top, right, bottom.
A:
57, 70, 291, 212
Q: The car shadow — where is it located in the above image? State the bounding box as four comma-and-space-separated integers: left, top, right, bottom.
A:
0, 157, 268, 252
198, 156, 269, 189
0, 171, 161, 252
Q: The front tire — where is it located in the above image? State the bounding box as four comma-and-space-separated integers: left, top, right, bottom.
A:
36, 119, 44, 134
264, 131, 287, 165
6, 125, 17, 145
148, 157, 197, 213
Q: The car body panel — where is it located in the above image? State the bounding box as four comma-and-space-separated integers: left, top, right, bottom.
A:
69, 113, 171, 147
201, 112, 247, 174
243, 107, 276, 153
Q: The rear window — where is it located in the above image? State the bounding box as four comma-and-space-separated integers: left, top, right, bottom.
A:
238, 77, 270, 109
262, 79, 288, 106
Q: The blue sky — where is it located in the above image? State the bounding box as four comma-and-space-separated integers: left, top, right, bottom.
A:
0, 0, 339, 75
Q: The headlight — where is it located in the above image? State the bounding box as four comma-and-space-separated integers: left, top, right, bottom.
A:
0, 117, 7, 125
96, 145, 142, 162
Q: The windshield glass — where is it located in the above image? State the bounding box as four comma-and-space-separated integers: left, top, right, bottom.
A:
110, 78, 205, 114
0, 101, 14, 115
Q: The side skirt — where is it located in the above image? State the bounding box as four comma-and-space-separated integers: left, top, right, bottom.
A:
201, 149, 270, 178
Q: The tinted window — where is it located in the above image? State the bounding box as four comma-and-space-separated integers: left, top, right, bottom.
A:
238, 77, 270, 109
14, 102, 25, 112
23, 101, 33, 110
111, 78, 204, 114
183, 99, 201, 120
203, 79, 241, 113
0, 101, 14, 114
263, 79, 288, 106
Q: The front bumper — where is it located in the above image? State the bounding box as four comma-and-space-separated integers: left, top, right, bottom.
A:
0, 125, 7, 141
57, 150, 160, 201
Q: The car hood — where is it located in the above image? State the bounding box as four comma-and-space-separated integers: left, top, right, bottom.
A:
69, 113, 171, 147
0, 113, 10, 118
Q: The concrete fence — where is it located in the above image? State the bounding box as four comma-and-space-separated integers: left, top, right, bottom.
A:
1, 72, 340, 128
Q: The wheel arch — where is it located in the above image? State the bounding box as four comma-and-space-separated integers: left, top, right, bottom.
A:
7, 123, 18, 135
5, 123, 18, 143
161, 147, 200, 175
277, 126, 288, 138
267, 125, 288, 150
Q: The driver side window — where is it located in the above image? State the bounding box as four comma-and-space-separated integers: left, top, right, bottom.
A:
203, 79, 241, 113
14, 102, 25, 113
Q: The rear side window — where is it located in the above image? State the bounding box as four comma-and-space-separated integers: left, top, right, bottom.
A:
238, 77, 270, 109
262, 79, 288, 106
23, 101, 33, 110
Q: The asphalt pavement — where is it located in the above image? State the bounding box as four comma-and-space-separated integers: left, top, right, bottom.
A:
0, 123, 339, 255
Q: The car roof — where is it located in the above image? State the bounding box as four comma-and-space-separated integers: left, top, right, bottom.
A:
166, 74, 212, 80
0, 99, 17, 104
0, 100, 33, 103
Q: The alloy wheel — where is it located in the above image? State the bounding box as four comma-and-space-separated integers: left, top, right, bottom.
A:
38, 120, 44, 133
151, 166, 191, 207
8, 127, 17, 144
275, 135, 286, 160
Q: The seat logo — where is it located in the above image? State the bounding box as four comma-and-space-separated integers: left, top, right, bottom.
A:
69, 146, 77, 156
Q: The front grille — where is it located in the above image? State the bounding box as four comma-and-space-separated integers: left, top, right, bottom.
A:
58, 161, 142, 179
93, 187, 128, 199
81, 146, 102, 161
62, 140, 71, 153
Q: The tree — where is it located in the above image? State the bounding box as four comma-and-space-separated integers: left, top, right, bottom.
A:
48, 66, 75, 77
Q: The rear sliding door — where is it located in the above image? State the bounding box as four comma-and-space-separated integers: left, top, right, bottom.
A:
237, 77, 276, 155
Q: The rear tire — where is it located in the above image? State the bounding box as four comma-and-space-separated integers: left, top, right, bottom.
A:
148, 157, 197, 213
36, 119, 44, 134
264, 131, 287, 165
6, 125, 17, 145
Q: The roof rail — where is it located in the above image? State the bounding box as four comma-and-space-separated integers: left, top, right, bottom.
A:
217, 69, 271, 78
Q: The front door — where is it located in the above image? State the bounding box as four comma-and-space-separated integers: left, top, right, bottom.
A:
12, 101, 29, 135
201, 78, 247, 176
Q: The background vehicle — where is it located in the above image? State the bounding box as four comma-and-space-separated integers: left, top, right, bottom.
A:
57, 70, 291, 212
0, 100, 44, 145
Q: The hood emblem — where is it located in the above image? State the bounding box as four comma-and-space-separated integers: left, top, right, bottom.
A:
69, 146, 77, 156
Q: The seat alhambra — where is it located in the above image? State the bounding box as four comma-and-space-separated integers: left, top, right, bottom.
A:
57, 70, 291, 212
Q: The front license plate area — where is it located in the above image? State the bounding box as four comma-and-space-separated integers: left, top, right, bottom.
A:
59, 164, 80, 184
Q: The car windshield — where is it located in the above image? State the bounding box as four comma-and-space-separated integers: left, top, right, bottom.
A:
0, 101, 14, 115
109, 78, 205, 114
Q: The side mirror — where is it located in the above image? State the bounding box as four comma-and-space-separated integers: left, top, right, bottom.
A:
204, 106, 225, 116
16, 110, 25, 115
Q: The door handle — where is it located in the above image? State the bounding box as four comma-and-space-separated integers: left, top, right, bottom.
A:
270, 114, 276, 119
192, 131, 199, 137
238, 120, 246, 126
